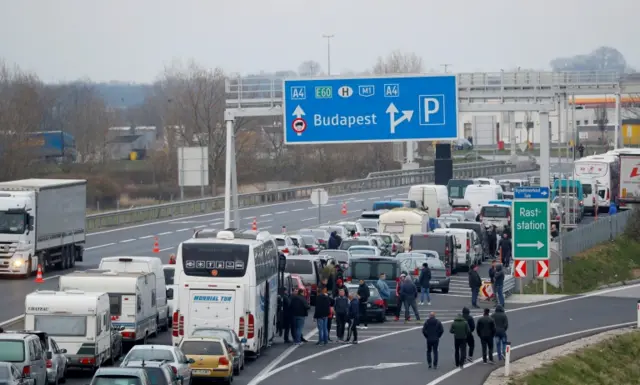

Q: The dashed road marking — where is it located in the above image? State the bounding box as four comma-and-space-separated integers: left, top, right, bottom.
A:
301, 217, 315, 222
292, 208, 304, 212
157, 231, 172, 236
120, 239, 136, 243
85, 243, 115, 251
384, 195, 395, 198
139, 235, 154, 240
260, 213, 272, 217
176, 228, 190, 232
159, 247, 175, 252
194, 225, 206, 229
371, 196, 380, 199
353, 199, 365, 202
275, 211, 288, 215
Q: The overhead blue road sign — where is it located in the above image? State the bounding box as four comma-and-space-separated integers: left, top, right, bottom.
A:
514, 186, 550, 200
283, 75, 458, 144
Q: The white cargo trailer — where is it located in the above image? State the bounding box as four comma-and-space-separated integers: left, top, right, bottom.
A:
0, 178, 86, 278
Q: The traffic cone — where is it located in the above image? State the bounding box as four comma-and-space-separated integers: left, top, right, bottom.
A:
35, 264, 44, 283
251, 218, 257, 231
341, 202, 347, 215
153, 237, 160, 253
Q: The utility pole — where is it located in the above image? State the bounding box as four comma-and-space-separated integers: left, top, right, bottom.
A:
441, 64, 452, 73
322, 34, 335, 75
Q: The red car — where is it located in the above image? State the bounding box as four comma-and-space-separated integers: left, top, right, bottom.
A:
290, 274, 310, 304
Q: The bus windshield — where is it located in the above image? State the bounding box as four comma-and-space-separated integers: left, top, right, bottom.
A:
181, 243, 249, 278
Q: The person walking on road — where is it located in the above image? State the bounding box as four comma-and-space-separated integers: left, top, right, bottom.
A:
492, 305, 509, 360
476, 307, 496, 364
468, 264, 482, 308
488, 260, 497, 303
450, 313, 471, 369
394, 273, 407, 321
333, 278, 349, 298
313, 288, 331, 345
328, 231, 342, 250
462, 307, 476, 362
356, 279, 370, 329
498, 232, 512, 269
279, 287, 293, 343
401, 275, 421, 323
289, 289, 309, 345
418, 262, 432, 305
422, 312, 444, 369
345, 294, 360, 344
376, 273, 391, 308
334, 289, 349, 342
494, 264, 506, 307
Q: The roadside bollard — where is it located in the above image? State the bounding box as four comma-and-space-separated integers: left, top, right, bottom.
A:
637, 300, 640, 328
281, 225, 286, 234
504, 342, 512, 376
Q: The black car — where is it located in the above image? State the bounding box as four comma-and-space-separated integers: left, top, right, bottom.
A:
344, 283, 386, 322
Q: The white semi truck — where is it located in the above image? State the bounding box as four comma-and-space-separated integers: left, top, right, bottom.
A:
0, 178, 86, 278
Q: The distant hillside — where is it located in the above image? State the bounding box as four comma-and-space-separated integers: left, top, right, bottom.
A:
93, 82, 153, 108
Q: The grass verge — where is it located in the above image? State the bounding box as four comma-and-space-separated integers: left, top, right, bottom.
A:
523, 236, 640, 295
509, 330, 640, 385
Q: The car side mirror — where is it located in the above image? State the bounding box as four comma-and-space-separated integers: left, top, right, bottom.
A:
60, 348, 67, 353
187, 358, 195, 364
456, 244, 462, 249
46, 351, 53, 360
241, 338, 247, 343
166, 288, 174, 299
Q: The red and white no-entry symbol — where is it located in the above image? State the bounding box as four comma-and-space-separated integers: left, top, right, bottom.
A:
514, 260, 527, 278
292, 118, 307, 135
537, 260, 549, 278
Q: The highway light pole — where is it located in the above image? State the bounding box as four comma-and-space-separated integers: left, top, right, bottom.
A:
323, 34, 335, 75
441, 64, 452, 73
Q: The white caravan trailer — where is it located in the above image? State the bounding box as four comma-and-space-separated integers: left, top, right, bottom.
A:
59, 269, 157, 344
25, 290, 114, 369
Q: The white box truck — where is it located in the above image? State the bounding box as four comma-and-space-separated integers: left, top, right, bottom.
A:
0, 178, 86, 278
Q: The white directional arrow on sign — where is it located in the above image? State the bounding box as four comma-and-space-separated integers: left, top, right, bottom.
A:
514, 260, 527, 278
292, 105, 305, 118
516, 241, 544, 249
541, 190, 548, 196
320, 362, 420, 380
386, 103, 414, 134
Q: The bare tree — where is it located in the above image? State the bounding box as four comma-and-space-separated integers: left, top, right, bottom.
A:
373, 50, 424, 74
297, 61, 322, 77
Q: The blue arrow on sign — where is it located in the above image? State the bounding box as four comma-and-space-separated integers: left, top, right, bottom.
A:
514, 186, 550, 200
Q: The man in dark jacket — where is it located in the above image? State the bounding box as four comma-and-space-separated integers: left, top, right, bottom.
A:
278, 287, 293, 342
313, 288, 331, 345
345, 294, 360, 344
422, 312, 444, 369
491, 305, 509, 360
494, 264, 506, 307
498, 232, 512, 268
333, 278, 349, 298
476, 307, 496, 364
468, 264, 482, 308
449, 314, 471, 368
418, 263, 432, 305
334, 289, 349, 341
289, 289, 310, 345
400, 276, 420, 322
327, 231, 342, 250
487, 225, 498, 258
488, 260, 497, 303
356, 280, 370, 328
462, 307, 476, 362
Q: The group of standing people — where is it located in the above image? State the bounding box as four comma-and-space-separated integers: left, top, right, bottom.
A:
422, 306, 509, 369
468, 259, 507, 308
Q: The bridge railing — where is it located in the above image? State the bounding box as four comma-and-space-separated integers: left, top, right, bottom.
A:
86, 160, 535, 232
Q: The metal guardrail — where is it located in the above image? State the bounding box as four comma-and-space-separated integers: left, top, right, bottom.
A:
559, 210, 632, 260
86, 161, 533, 232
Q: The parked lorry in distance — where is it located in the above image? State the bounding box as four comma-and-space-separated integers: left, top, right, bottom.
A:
0, 178, 86, 278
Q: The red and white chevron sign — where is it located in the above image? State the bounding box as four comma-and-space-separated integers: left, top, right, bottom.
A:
537, 260, 549, 278
514, 260, 527, 278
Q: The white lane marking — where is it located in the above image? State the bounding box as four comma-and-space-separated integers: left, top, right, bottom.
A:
176, 228, 191, 232
426, 321, 635, 385
88, 169, 535, 237
306, 207, 316, 210
120, 239, 136, 243
301, 218, 316, 222
194, 225, 206, 229
43, 274, 62, 282
139, 235, 154, 240
157, 231, 172, 236
243, 216, 255, 220
371, 196, 380, 199
159, 247, 175, 252
260, 213, 272, 217
292, 208, 304, 212
85, 243, 115, 250
255, 282, 640, 383
396, 194, 405, 196
247, 329, 318, 385
275, 211, 288, 215
260, 226, 272, 230
210, 221, 223, 225
324, 203, 335, 207
353, 199, 365, 202
384, 195, 395, 198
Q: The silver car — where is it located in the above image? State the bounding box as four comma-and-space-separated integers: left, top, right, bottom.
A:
120, 345, 193, 385
274, 234, 300, 256
0, 333, 47, 385
191, 327, 246, 375
0, 362, 30, 385
45, 338, 67, 385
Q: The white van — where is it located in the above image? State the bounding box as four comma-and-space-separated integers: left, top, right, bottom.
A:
59, 269, 158, 344
433, 228, 481, 269
379, 208, 429, 247
25, 290, 114, 368
473, 178, 497, 185
99, 256, 169, 331
464, 185, 504, 213
479, 204, 511, 233
408, 184, 451, 217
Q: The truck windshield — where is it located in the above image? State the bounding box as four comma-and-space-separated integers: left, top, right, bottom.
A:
0, 212, 26, 234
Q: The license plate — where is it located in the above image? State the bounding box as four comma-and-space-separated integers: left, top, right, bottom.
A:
193, 370, 211, 375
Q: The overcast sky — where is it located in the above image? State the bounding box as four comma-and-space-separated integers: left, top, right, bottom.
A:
1, 0, 637, 83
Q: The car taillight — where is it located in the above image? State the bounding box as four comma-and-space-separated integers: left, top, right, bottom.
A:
414, 268, 419, 276
22, 366, 30, 377
79, 357, 95, 365
437, 208, 441, 217
171, 366, 178, 375
219, 357, 230, 366
307, 246, 316, 251
374, 299, 385, 307
46, 360, 52, 368
179, 315, 184, 336
318, 239, 326, 244
172, 311, 180, 337
121, 331, 136, 339
466, 239, 470, 253
592, 196, 596, 204
356, 232, 360, 237
238, 316, 245, 337
248, 314, 255, 339
346, 276, 352, 282
392, 244, 397, 252
445, 246, 450, 257
446, 268, 451, 277
606, 189, 610, 200
282, 248, 289, 254
311, 284, 318, 291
